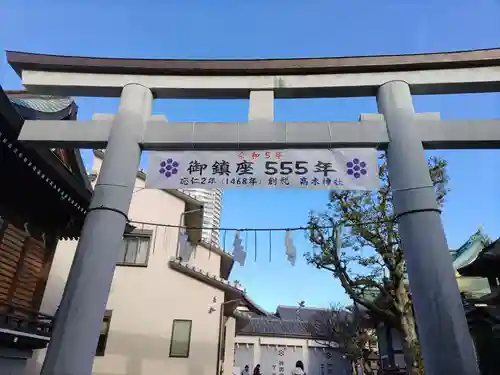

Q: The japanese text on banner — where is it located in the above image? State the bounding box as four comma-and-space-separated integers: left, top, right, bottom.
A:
145, 149, 379, 190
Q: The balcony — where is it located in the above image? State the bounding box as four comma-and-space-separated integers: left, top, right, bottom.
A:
0, 302, 53, 350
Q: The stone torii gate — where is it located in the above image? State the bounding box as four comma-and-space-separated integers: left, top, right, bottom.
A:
8, 49, 500, 375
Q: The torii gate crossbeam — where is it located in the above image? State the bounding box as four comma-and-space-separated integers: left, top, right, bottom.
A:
18, 117, 500, 150
7, 50, 495, 375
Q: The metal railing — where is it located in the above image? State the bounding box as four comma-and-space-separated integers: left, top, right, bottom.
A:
0, 302, 53, 337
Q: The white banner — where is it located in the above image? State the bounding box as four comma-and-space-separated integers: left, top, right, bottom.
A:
145, 149, 379, 190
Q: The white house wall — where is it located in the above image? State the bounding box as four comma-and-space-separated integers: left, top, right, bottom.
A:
24, 155, 226, 375
92, 156, 223, 275
261, 345, 304, 375
234, 344, 255, 373
234, 337, 349, 375
223, 318, 237, 375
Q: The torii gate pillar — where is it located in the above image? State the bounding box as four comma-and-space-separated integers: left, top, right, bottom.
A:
378, 81, 478, 375
41, 83, 153, 375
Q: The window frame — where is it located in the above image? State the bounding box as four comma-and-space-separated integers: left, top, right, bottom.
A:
169, 319, 193, 358
96, 310, 112, 357
117, 230, 153, 268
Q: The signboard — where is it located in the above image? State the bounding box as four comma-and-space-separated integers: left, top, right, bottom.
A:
146, 149, 379, 190
261, 345, 300, 375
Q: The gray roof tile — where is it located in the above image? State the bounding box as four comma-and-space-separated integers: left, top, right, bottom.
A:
238, 317, 314, 338
237, 306, 362, 339
276, 305, 330, 322
8, 95, 73, 113
237, 306, 353, 338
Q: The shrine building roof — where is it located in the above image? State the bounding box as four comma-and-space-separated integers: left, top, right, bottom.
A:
459, 238, 500, 278
0, 86, 91, 238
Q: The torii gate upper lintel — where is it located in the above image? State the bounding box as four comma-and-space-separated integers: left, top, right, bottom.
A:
8, 50, 498, 375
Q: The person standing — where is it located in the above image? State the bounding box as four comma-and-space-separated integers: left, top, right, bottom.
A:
292, 361, 306, 375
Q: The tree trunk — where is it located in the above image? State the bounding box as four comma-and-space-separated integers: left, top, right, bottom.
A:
361, 360, 374, 375
399, 312, 422, 375
352, 360, 360, 375
352, 359, 373, 375
352, 360, 359, 375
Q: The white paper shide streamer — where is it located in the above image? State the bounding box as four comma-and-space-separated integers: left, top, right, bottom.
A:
285, 230, 297, 266
232, 230, 247, 266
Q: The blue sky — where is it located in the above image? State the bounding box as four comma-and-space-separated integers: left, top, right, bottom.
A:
1, 0, 500, 312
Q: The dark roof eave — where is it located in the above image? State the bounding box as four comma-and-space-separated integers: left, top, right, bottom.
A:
168, 259, 244, 298
480, 238, 500, 253
5, 92, 92, 198
7, 48, 500, 77
459, 263, 489, 277
196, 240, 234, 280
459, 260, 500, 277
458, 239, 500, 276
221, 256, 234, 280
236, 331, 316, 340
0, 86, 92, 208
198, 240, 234, 261
236, 329, 337, 342
0, 86, 25, 138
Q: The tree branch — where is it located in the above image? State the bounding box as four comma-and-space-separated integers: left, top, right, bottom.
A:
306, 153, 449, 360
310, 229, 398, 324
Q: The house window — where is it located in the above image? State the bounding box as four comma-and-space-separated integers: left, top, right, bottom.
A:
169, 319, 192, 358
117, 233, 151, 266
96, 310, 112, 356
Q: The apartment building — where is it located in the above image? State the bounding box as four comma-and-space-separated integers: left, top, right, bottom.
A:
179, 188, 223, 245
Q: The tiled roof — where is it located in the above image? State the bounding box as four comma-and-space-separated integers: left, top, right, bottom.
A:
168, 257, 242, 292
0, 87, 90, 238
458, 238, 500, 277
276, 305, 351, 323
276, 305, 329, 322
482, 238, 500, 257
236, 305, 352, 339
238, 317, 315, 338
7, 93, 73, 113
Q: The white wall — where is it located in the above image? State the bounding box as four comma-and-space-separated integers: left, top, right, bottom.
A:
223, 317, 236, 375
25, 155, 226, 375
234, 336, 350, 375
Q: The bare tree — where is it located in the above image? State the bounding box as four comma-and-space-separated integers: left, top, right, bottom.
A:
305, 154, 449, 375
308, 304, 377, 375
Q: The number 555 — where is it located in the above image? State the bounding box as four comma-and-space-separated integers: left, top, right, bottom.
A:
264, 161, 308, 175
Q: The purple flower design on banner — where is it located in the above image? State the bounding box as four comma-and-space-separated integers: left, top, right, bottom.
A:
159, 158, 180, 178
346, 158, 367, 179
